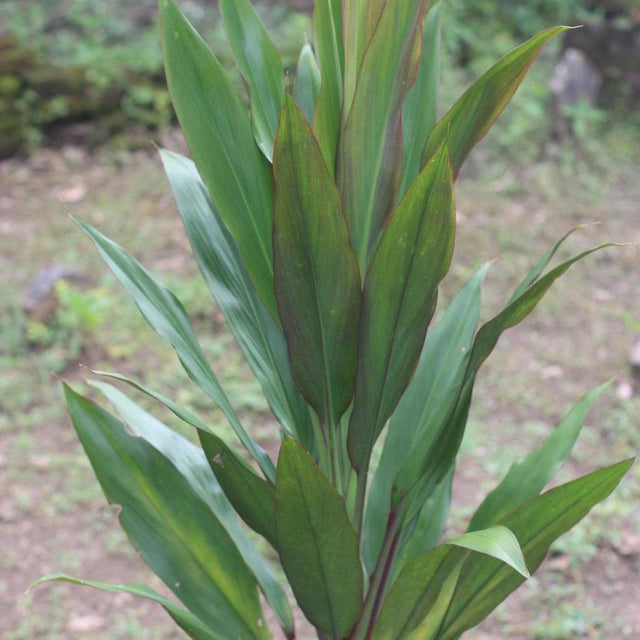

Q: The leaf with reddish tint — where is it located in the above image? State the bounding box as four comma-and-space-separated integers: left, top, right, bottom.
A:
339, 0, 430, 271
273, 96, 361, 426
348, 143, 455, 472
423, 26, 568, 178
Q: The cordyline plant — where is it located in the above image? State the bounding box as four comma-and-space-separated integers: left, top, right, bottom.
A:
33, 1, 632, 638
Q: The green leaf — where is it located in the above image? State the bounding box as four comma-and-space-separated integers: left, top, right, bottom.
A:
64, 384, 270, 639
395, 245, 614, 503
469, 381, 610, 531
423, 26, 568, 178
342, 0, 385, 114
89, 380, 293, 635
348, 143, 455, 472
199, 430, 277, 549
371, 525, 529, 640
77, 218, 275, 481
275, 438, 363, 637
273, 96, 361, 426
160, 150, 314, 451
439, 459, 634, 640
31, 576, 220, 640
293, 43, 321, 123
220, 0, 284, 161
507, 224, 590, 305
399, 1, 442, 199
362, 265, 487, 572
339, 0, 430, 270
393, 468, 454, 581
312, 0, 343, 173
160, 0, 276, 316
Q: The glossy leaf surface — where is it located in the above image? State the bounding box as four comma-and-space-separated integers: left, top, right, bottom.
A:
220, 0, 284, 161
78, 218, 274, 480
348, 143, 455, 472
275, 438, 363, 637
65, 384, 270, 639
273, 96, 361, 426
423, 26, 567, 178
160, 0, 276, 315
90, 380, 293, 634
161, 150, 313, 450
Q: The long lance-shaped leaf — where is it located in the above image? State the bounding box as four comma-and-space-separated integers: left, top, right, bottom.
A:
77, 219, 274, 481
160, 150, 314, 451
362, 265, 488, 573
199, 430, 277, 549
273, 96, 361, 426
469, 381, 610, 532
422, 26, 568, 178
92, 374, 279, 548
399, 1, 442, 199
371, 526, 529, 640
293, 43, 321, 123
394, 244, 615, 503
339, 0, 430, 271
348, 143, 455, 473
160, 0, 276, 317
275, 438, 363, 637
31, 576, 220, 640
90, 380, 293, 635
64, 385, 271, 639
220, 0, 284, 161
439, 459, 634, 640
312, 0, 343, 173
342, 0, 385, 115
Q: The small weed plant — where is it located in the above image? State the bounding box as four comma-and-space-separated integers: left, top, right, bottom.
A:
35, 1, 632, 638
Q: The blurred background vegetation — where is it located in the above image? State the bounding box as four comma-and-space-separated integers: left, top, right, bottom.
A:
0, 0, 638, 161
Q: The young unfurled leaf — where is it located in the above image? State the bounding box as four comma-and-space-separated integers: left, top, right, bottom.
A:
348, 143, 455, 473
294, 43, 322, 123
220, 0, 284, 161
160, 150, 314, 451
275, 438, 363, 637
199, 430, 277, 549
273, 96, 361, 427
77, 218, 275, 480
423, 26, 568, 178
64, 384, 271, 639
312, 0, 343, 172
469, 381, 610, 531
160, 0, 277, 316
371, 525, 528, 640
439, 459, 633, 640
339, 0, 430, 269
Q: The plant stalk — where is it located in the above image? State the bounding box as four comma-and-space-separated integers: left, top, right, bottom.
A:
350, 509, 402, 640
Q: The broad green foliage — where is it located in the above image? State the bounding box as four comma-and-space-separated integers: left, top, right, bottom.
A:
38, 1, 632, 639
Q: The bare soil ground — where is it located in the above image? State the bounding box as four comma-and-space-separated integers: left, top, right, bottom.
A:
1, 135, 639, 639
